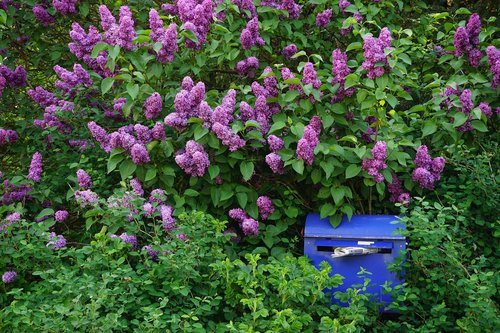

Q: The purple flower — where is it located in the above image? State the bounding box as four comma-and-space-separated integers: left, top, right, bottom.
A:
142, 203, 155, 217
28, 152, 43, 183
257, 196, 275, 220
361, 141, 387, 183
142, 245, 159, 260
339, 0, 351, 16
362, 28, 392, 79
151, 122, 166, 140
75, 189, 99, 208
211, 123, 245, 151
415, 145, 432, 168
265, 153, 284, 174
160, 204, 176, 232
387, 174, 411, 206
412, 145, 446, 189
240, 17, 265, 49
296, 116, 321, 165
479, 102, 492, 118
118, 232, 138, 248
466, 13, 481, 46
229, 208, 248, 223
486, 46, 500, 89
2, 271, 17, 283
52, 0, 77, 15
130, 178, 144, 196
316, 9, 332, 27
459, 89, 473, 112
130, 144, 150, 165
235, 57, 260, 77
331, 48, 355, 103
76, 169, 92, 189
267, 135, 284, 152
99, 5, 136, 50
282, 44, 297, 59
47, 232, 67, 249
144, 92, 163, 120
55, 210, 69, 222
1, 212, 21, 232
149, 9, 178, 62
134, 124, 152, 144
149, 189, 166, 203
33, 5, 55, 26
175, 140, 210, 177
241, 218, 259, 236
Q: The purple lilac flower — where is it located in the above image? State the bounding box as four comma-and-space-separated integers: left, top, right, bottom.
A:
224, 227, 241, 243
331, 48, 355, 103
52, 0, 77, 15
387, 174, 410, 206
28, 86, 58, 108
1, 212, 21, 232
33, 5, 55, 26
117, 233, 137, 248
281, 67, 302, 92
149, 189, 166, 203
479, 102, 492, 118
68, 22, 110, 76
236, 57, 260, 77
211, 89, 236, 126
55, 210, 69, 222
316, 9, 332, 27
339, 0, 351, 16
296, 116, 321, 165
412, 145, 446, 190
486, 46, 500, 89
175, 140, 210, 177
282, 44, 297, 59
2, 271, 17, 283
257, 196, 275, 220
176, 233, 187, 241
151, 122, 166, 140
267, 135, 284, 152
28, 152, 43, 183
2, 182, 32, 205
453, 14, 482, 67
149, 9, 178, 62
143, 92, 163, 120
240, 17, 265, 49
0, 128, 18, 145
160, 204, 176, 232
142, 203, 155, 217
99, 5, 136, 50
134, 124, 152, 144
142, 245, 159, 260
361, 141, 387, 182
53, 64, 92, 95
75, 189, 99, 208
302, 62, 322, 102
47, 232, 67, 249
130, 144, 150, 165
76, 169, 92, 189
241, 218, 259, 236
233, 0, 257, 18
211, 123, 245, 151
0, 76, 5, 97
0, 65, 27, 87
362, 27, 392, 79
130, 178, 144, 197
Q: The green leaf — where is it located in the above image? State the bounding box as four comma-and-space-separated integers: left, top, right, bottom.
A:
127, 83, 139, 100
471, 120, 488, 132
36, 208, 54, 220
101, 77, 114, 95
292, 159, 304, 175
453, 113, 468, 127
184, 189, 199, 197
320, 203, 336, 219
398, 53, 412, 65
144, 168, 157, 182
107, 154, 125, 174
346, 42, 362, 51
331, 187, 345, 206
182, 29, 199, 44
91, 42, 108, 58
456, 7, 471, 15
236, 192, 248, 208
240, 161, 254, 181
329, 214, 342, 228
422, 120, 438, 137
194, 126, 209, 140
119, 159, 137, 180
344, 74, 359, 89
208, 165, 220, 179
284, 206, 299, 218
291, 50, 307, 59
345, 164, 361, 179
320, 161, 334, 178
284, 78, 301, 85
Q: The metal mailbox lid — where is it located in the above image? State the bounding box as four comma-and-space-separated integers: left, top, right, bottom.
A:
304, 213, 405, 240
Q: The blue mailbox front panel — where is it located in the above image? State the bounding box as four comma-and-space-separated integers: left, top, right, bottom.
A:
304, 214, 406, 306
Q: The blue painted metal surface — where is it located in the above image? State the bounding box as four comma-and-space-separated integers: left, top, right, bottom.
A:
304, 214, 406, 307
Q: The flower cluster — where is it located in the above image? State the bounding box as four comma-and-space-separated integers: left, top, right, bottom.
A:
315, 9, 332, 27
175, 140, 210, 177
0, 65, 27, 96
47, 232, 67, 249
453, 13, 482, 67
175, 0, 213, 49
33, 5, 55, 27
341, 12, 363, 36
75, 189, 99, 208
282, 44, 297, 59
160, 204, 176, 232
261, 0, 301, 19
362, 27, 392, 79
149, 9, 178, 62
257, 196, 275, 220
52, 0, 77, 15
233, 0, 257, 18
165, 76, 206, 130
68, 22, 110, 76
302, 62, 322, 103
361, 141, 387, 182
130, 178, 144, 197
99, 5, 136, 50
229, 208, 259, 236
486, 46, 499, 89
111, 232, 138, 248
240, 17, 264, 49
235, 56, 260, 77
2, 180, 32, 205
296, 116, 321, 165
331, 48, 355, 103
1, 212, 21, 232
55, 210, 69, 222
2, 271, 17, 284
53, 64, 92, 95
387, 174, 411, 206
28, 152, 43, 183
76, 169, 92, 189
0, 128, 18, 146
144, 92, 163, 120
412, 145, 445, 190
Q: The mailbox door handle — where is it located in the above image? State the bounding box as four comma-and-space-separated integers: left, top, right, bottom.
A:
315, 239, 393, 249
330, 246, 380, 258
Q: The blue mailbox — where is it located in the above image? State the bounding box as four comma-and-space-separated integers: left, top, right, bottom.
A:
304, 214, 406, 306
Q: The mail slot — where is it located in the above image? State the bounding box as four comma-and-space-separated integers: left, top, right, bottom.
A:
304, 214, 406, 308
